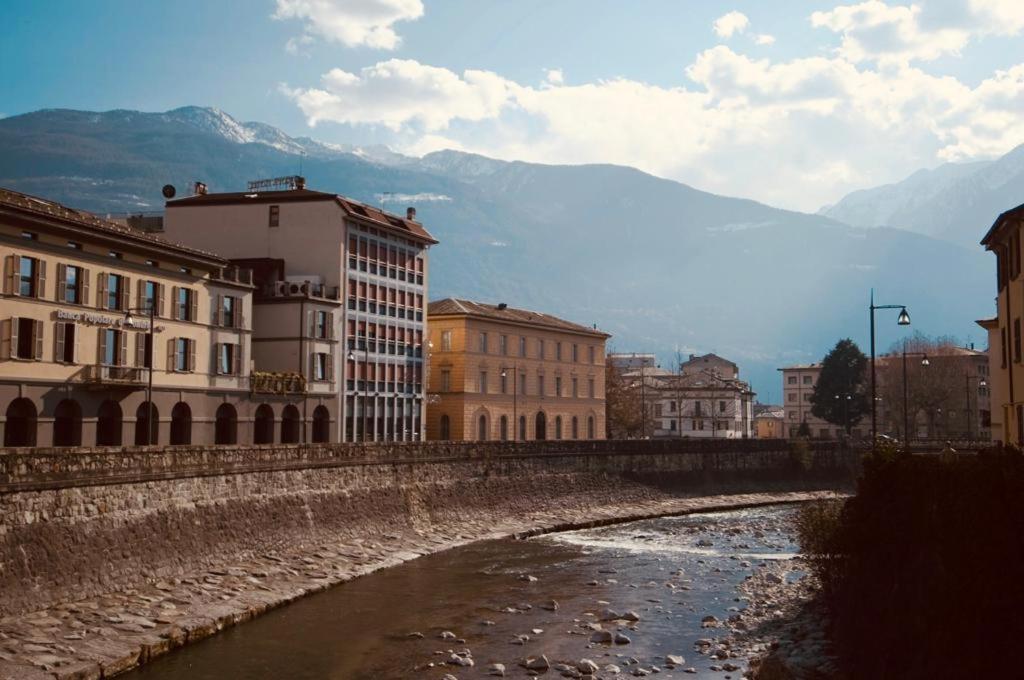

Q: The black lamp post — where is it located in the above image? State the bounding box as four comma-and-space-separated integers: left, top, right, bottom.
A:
834, 393, 852, 435
965, 374, 987, 439
870, 290, 911, 442
902, 342, 929, 448
124, 303, 156, 445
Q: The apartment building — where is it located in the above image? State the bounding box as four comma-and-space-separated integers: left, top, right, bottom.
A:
425, 298, 609, 441
979, 201, 1024, 444
0, 187, 259, 447
163, 178, 437, 442
646, 361, 755, 439
777, 364, 854, 439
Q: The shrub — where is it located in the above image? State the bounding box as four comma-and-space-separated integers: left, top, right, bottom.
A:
794, 499, 845, 593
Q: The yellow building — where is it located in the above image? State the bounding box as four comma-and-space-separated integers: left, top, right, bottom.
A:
980, 201, 1024, 444
426, 298, 609, 441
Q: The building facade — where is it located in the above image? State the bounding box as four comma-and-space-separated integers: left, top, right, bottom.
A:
425, 299, 609, 441
646, 363, 755, 439
754, 408, 785, 439
777, 364, 855, 439
163, 180, 437, 442
679, 352, 739, 379
980, 202, 1024, 444
0, 187, 265, 447
607, 352, 656, 371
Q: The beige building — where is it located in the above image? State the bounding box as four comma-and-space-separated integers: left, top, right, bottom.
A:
778, 364, 857, 439
754, 408, 785, 439
979, 201, 1024, 444
162, 178, 437, 442
0, 187, 258, 446
425, 299, 609, 441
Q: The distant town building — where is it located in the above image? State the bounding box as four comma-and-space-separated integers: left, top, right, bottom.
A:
777, 364, 854, 439
425, 298, 609, 441
679, 352, 738, 379
0, 187, 268, 447
643, 354, 755, 439
753, 407, 785, 439
163, 178, 437, 442
608, 352, 656, 371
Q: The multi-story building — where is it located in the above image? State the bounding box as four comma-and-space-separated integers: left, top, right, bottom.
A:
980, 201, 1024, 443
646, 358, 755, 439
777, 364, 853, 439
425, 298, 609, 441
163, 178, 437, 442
754, 407, 785, 439
0, 187, 261, 447
679, 352, 738, 379
608, 352, 656, 371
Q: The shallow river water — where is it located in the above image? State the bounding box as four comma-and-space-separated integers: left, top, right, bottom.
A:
123, 505, 800, 679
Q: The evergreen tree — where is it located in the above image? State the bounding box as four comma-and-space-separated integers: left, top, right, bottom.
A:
810, 338, 869, 434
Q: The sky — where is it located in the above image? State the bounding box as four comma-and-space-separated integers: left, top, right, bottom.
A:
2, 0, 1023, 212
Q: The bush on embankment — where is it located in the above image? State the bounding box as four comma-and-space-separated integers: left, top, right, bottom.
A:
797, 446, 1024, 679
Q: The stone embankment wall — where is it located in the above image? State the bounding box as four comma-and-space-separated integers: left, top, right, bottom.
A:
0, 439, 857, 618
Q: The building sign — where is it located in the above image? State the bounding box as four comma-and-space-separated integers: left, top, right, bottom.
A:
251, 371, 307, 395
54, 309, 151, 330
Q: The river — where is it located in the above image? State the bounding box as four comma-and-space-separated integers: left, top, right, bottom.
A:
122, 504, 802, 679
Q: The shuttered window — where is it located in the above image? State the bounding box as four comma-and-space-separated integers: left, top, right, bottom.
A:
2, 317, 43, 360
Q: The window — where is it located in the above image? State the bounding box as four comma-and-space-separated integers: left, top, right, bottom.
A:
480, 332, 488, 353
67, 241, 82, 250
139, 280, 158, 315
556, 342, 562, 361
441, 369, 451, 392
572, 343, 579, 362
269, 205, 280, 227
803, 394, 811, 402
695, 401, 703, 417
109, 251, 122, 259
100, 328, 125, 366
62, 264, 84, 304
519, 336, 527, 357
538, 374, 545, 396
719, 400, 727, 412
538, 339, 545, 359
589, 378, 595, 398
441, 330, 452, 351
555, 376, 562, 397
5, 318, 43, 360
788, 393, 796, 402
145, 259, 158, 268
55, 322, 76, 363
572, 377, 579, 398
803, 375, 812, 385
223, 296, 239, 328
519, 372, 527, 395
21, 231, 37, 240
1015, 318, 1022, 363
501, 370, 508, 394
106, 273, 123, 311
312, 352, 330, 381
499, 334, 508, 355
788, 376, 797, 385
173, 338, 193, 372
1002, 327, 1009, 368
19, 256, 40, 297
589, 346, 596, 364
479, 370, 488, 393
176, 287, 196, 321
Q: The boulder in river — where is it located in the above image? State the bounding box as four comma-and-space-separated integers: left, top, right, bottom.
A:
541, 600, 559, 611
487, 662, 506, 676
614, 632, 632, 645
665, 654, 685, 667
590, 630, 614, 643
524, 654, 550, 670
578, 659, 600, 673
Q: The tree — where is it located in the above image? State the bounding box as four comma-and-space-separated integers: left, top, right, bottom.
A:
810, 339, 869, 434
605, 363, 655, 438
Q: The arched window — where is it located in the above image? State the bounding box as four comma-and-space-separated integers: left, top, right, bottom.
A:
53, 399, 82, 447
571, 416, 579, 439
170, 402, 191, 445
215, 403, 238, 445
439, 414, 451, 440
588, 415, 596, 439
518, 415, 527, 441
312, 405, 330, 443
281, 405, 301, 443
4, 398, 37, 447
499, 415, 508, 441
535, 411, 547, 440
96, 400, 122, 446
555, 415, 563, 440
134, 402, 159, 445
478, 413, 488, 441
254, 404, 274, 444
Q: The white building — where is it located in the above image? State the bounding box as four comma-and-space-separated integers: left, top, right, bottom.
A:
645, 368, 755, 439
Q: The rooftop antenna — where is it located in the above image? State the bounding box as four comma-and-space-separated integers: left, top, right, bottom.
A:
378, 191, 396, 210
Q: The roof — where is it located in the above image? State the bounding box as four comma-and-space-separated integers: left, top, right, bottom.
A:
976, 316, 998, 330
682, 352, 737, 367
428, 298, 610, 338
168, 188, 438, 245
755, 409, 785, 419
0, 186, 226, 265
778, 363, 821, 371
980, 202, 1024, 248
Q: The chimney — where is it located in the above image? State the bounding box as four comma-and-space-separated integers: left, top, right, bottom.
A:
193, 181, 207, 196
295, 176, 306, 190
406, 207, 416, 221
689, 354, 696, 361
497, 302, 508, 310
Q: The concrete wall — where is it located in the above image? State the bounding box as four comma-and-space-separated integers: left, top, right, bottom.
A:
0, 439, 856, 617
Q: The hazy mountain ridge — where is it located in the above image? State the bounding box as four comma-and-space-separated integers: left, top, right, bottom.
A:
0, 107, 995, 395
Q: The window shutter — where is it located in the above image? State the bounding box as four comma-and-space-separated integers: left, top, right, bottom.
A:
120, 277, 130, 311
326, 353, 334, 384
97, 272, 107, 310
81, 268, 90, 306
232, 343, 241, 376
137, 278, 145, 310
1, 318, 13, 358
56, 263, 67, 302
118, 330, 127, 366
309, 351, 316, 380
307, 310, 315, 338
216, 295, 223, 325
98, 328, 108, 365
188, 338, 196, 372
171, 286, 179, 319
72, 324, 79, 364
328, 313, 335, 340
35, 261, 46, 300
189, 289, 197, 323
156, 283, 165, 318
55, 321, 66, 362
135, 333, 145, 368
168, 338, 176, 371
4, 255, 18, 296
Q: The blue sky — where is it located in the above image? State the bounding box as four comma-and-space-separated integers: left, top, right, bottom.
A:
2, 0, 1023, 210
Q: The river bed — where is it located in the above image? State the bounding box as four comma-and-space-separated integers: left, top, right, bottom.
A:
122, 505, 804, 679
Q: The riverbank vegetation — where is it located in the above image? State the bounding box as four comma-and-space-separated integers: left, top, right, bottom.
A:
797, 446, 1024, 678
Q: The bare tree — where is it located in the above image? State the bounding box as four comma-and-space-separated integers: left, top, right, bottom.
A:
877, 333, 968, 439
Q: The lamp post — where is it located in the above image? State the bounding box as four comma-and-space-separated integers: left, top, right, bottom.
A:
870, 289, 911, 442
501, 363, 518, 440
965, 374, 987, 440
901, 342, 929, 449
124, 302, 156, 445
834, 393, 852, 436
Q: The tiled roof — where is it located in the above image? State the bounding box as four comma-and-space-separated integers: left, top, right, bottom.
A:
980, 201, 1024, 248
0, 186, 226, 263
778, 364, 821, 371
428, 298, 610, 338
169, 188, 438, 244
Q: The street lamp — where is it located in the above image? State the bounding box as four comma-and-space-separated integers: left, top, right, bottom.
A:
870, 289, 911, 442
124, 303, 157, 445
901, 342, 929, 449
965, 374, 987, 440
501, 363, 518, 441
834, 393, 852, 436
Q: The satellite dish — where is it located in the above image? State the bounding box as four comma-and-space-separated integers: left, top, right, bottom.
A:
161, 184, 176, 199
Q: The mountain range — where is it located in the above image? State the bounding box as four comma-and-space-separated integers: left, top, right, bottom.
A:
0, 106, 1005, 398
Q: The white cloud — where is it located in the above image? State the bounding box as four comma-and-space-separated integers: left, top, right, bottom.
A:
713, 11, 750, 38
755, 34, 776, 45
273, 0, 424, 50
545, 68, 564, 86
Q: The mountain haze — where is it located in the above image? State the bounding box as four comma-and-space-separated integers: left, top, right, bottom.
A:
0, 107, 996, 396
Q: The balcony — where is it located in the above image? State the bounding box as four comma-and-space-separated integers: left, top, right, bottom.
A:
81, 364, 146, 388
259, 280, 341, 301
215, 266, 254, 285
